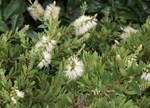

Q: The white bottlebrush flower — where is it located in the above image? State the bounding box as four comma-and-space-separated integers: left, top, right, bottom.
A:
141, 63, 150, 81
41, 35, 49, 44
35, 35, 57, 68
37, 51, 51, 68
15, 90, 24, 98
43, 51, 51, 63
35, 41, 44, 50
120, 26, 137, 40
44, 1, 61, 21
11, 88, 24, 104
51, 40, 57, 45
11, 97, 17, 104
141, 72, 150, 82
46, 40, 57, 52
35, 36, 49, 50
37, 59, 48, 68
73, 15, 97, 36
11, 89, 24, 98
37, 50, 51, 68
27, 0, 44, 20
64, 56, 84, 80
35, 35, 56, 52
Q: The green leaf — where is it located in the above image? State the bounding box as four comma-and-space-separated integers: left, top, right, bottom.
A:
120, 68, 128, 77
67, 96, 72, 104
0, 9, 2, 20
87, 1, 101, 13
11, 14, 24, 31
26, 30, 38, 39
123, 90, 136, 95
67, 0, 82, 9
28, 69, 37, 78
124, 82, 141, 95
11, 15, 19, 31
6, 104, 11, 108
96, 97, 108, 107
119, 11, 139, 21
141, 2, 148, 10
128, 82, 141, 95
45, 105, 50, 108
4, 0, 26, 21
0, 19, 9, 32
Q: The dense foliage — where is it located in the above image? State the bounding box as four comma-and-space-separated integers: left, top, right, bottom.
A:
0, 0, 150, 107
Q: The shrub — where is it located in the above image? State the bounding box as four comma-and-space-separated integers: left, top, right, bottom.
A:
0, 0, 150, 107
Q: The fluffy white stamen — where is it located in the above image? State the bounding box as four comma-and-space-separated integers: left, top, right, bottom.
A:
44, 1, 60, 21
120, 26, 137, 40
73, 15, 97, 36
27, 0, 44, 20
64, 56, 84, 80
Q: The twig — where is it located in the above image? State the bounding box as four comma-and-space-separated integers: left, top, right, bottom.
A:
6, 68, 22, 80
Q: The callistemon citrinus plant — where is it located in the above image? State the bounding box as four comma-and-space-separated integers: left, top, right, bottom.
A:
0, 0, 150, 107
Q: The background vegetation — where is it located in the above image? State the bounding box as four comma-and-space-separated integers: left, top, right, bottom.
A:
0, 0, 150, 107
